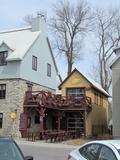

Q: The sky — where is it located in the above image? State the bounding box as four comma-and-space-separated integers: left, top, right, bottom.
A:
0, 0, 120, 80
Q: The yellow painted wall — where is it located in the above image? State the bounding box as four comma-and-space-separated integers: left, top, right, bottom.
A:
60, 70, 109, 136
86, 103, 108, 136
61, 71, 91, 96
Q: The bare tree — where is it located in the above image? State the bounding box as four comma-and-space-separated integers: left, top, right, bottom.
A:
23, 11, 47, 25
50, 0, 92, 75
93, 8, 120, 92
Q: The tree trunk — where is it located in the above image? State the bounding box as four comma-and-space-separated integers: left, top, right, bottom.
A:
67, 62, 72, 75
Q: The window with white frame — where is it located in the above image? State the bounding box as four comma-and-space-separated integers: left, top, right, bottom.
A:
94, 92, 99, 105
0, 51, 8, 66
32, 56, 37, 71
47, 63, 51, 77
67, 88, 85, 98
0, 84, 6, 99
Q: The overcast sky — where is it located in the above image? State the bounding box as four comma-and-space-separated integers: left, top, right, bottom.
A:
0, 0, 120, 79
0, 0, 120, 29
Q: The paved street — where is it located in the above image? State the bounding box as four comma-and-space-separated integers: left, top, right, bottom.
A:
17, 140, 76, 160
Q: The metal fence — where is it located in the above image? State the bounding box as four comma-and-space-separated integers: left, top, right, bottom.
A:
92, 125, 109, 136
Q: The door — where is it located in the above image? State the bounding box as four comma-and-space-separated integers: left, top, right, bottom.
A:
52, 116, 58, 130
67, 112, 85, 134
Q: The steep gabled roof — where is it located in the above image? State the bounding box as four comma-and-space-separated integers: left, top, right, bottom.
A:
110, 46, 120, 68
110, 55, 120, 68
0, 26, 62, 82
58, 68, 109, 97
0, 27, 40, 61
46, 37, 62, 82
0, 41, 14, 51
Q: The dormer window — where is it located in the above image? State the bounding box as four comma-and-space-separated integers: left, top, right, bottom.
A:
0, 51, 8, 66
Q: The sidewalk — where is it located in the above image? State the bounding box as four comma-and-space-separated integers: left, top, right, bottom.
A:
15, 138, 77, 149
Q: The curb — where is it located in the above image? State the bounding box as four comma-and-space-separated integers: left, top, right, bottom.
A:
15, 139, 77, 149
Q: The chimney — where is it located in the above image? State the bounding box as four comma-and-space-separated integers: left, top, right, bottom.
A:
31, 12, 47, 35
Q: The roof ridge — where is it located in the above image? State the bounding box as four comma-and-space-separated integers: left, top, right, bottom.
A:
0, 26, 32, 34
58, 68, 109, 96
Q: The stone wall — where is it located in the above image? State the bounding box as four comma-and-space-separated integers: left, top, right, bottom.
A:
0, 79, 55, 138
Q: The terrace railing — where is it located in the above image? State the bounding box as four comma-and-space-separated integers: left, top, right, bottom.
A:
24, 91, 92, 111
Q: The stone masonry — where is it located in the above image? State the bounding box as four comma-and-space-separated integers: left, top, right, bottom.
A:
0, 79, 55, 138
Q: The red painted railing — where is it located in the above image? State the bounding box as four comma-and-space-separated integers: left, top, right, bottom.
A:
24, 91, 92, 111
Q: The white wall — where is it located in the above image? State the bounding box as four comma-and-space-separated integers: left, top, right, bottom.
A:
20, 32, 57, 90
112, 60, 120, 138
0, 44, 20, 79
0, 18, 57, 90
0, 34, 57, 90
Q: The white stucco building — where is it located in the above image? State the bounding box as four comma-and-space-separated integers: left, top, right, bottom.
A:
111, 47, 120, 138
0, 15, 58, 137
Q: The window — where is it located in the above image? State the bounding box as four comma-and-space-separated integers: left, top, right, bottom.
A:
27, 117, 31, 128
94, 92, 98, 104
99, 145, 117, 160
0, 51, 8, 66
32, 56, 37, 71
0, 84, 6, 99
67, 88, 85, 98
100, 95, 103, 106
0, 113, 3, 128
27, 84, 32, 92
79, 144, 100, 160
47, 63, 51, 77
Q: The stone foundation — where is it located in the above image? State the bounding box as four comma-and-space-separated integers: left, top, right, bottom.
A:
0, 79, 55, 138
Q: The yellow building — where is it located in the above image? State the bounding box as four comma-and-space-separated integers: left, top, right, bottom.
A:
58, 68, 109, 137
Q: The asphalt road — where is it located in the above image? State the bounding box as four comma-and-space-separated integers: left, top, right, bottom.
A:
17, 141, 75, 160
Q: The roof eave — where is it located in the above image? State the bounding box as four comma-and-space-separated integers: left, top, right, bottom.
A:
110, 47, 120, 68
0, 41, 15, 51
7, 57, 22, 61
110, 56, 120, 69
92, 85, 109, 97
6, 31, 40, 62
58, 68, 77, 89
58, 68, 109, 97
47, 37, 62, 83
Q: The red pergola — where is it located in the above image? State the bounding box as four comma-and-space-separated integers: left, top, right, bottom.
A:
19, 91, 92, 140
